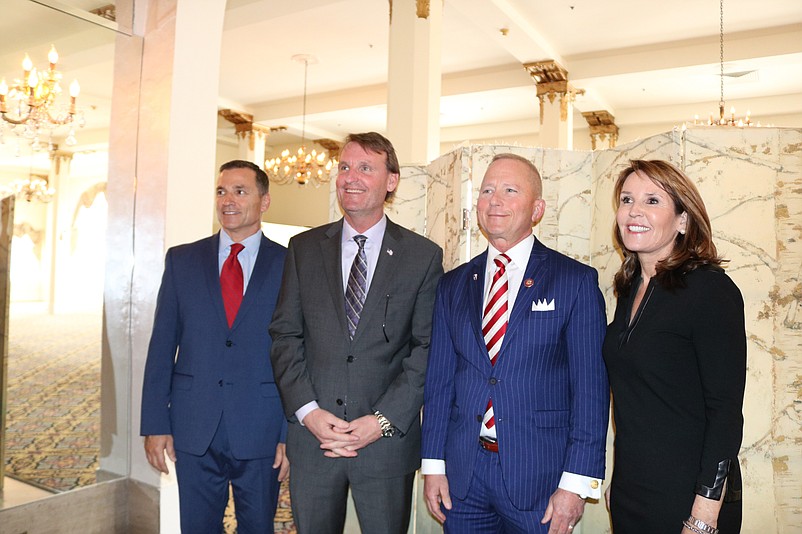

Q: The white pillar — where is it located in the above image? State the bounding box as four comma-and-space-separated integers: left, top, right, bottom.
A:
387, 0, 442, 165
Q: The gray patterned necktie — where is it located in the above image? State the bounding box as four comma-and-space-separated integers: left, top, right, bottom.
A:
345, 235, 368, 339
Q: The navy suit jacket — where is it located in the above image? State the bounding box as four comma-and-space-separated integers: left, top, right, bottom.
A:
421, 237, 609, 511
140, 232, 287, 460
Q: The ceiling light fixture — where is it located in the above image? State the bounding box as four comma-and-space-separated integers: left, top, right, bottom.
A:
265, 54, 336, 186
0, 45, 85, 151
692, 0, 757, 127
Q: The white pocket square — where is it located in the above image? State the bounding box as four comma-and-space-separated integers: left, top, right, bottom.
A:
532, 298, 555, 312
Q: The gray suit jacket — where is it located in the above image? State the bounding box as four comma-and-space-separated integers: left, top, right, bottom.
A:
269, 217, 443, 476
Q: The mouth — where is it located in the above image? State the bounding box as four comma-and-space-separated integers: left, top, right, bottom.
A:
627, 225, 649, 233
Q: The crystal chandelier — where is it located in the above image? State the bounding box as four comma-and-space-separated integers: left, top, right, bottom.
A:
265, 55, 337, 186
691, 0, 756, 127
10, 174, 55, 203
0, 45, 85, 151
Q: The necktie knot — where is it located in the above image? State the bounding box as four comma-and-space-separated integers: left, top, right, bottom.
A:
354, 235, 367, 250
229, 242, 244, 257
494, 253, 510, 271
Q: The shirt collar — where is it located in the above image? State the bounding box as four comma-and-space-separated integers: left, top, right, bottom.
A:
486, 234, 534, 271
342, 215, 387, 246
219, 228, 263, 255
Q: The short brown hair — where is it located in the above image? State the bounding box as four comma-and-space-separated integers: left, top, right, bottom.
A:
612, 159, 725, 294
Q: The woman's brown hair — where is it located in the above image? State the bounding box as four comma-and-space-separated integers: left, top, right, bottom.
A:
612, 160, 726, 295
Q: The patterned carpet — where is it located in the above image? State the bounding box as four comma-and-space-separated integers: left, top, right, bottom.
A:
4, 308, 296, 533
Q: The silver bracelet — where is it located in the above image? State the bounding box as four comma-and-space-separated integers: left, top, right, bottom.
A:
685, 516, 719, 534
683, 522, 706, 534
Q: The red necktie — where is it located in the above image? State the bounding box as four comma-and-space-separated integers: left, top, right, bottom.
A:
482, 253, 510, 432
221, 243, 245, 327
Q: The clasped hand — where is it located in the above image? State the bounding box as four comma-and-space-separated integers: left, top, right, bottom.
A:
303, 408, 382, 458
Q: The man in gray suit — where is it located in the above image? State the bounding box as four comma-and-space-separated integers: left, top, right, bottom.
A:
270, 132, 443, 534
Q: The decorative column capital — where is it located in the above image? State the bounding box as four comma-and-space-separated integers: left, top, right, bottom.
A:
523, 60, 585, 123
581, 110, 619, 150
218, 109, 272, 137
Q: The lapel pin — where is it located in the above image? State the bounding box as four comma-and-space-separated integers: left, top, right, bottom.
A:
386, 248, 393, 256
524, 278, 534, 287
473, 273, 478, 281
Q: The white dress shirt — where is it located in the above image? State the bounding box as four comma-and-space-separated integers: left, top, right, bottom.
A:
218, 229, 263, 293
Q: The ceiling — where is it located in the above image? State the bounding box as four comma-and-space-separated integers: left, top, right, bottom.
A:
1, 0, 801, 163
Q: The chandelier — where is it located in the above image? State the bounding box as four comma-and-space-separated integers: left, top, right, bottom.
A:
691, 0, 756, 127
265, 54, 337, 186
10, 174, 55, 203
0, 45, 85, 151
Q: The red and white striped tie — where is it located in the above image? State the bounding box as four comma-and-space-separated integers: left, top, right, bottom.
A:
482, 253, 510, 432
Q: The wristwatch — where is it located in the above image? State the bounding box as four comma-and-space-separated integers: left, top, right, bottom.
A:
373, 410, 396, 438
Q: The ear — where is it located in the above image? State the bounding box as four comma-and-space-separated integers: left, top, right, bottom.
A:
387, 172, 400, 193
678, 211, 687, 235
260, 192, 271, 214
532, 199, 546, 225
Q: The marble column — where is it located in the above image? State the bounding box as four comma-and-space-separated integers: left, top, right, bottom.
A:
0, 195, 13, 491
387, 0, 443, 165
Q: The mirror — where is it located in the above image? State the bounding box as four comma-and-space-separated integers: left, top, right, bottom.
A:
0, 0, 119, 502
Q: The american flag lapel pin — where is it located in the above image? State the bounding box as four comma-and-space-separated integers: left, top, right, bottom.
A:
386, 248, 393, 256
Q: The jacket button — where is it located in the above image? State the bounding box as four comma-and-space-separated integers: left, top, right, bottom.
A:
489, 377, 497, 385
347, 355, 354, 363
476, 415, 482, 422
336, 398, 344, 405
225, 340, 233, 347
218, 380, 223, 387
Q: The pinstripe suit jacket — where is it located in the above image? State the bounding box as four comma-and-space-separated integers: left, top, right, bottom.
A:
421, 237, 609, 511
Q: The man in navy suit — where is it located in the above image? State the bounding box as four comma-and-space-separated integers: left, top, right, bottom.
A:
141, 160, 289, 533
421, 153, 609, 534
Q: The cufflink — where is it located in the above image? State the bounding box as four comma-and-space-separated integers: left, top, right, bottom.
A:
590, 480, 599, 489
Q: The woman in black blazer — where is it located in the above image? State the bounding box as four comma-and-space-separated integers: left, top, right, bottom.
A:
603, 160, 746, 534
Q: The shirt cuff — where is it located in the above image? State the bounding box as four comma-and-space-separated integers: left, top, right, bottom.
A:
558, 471, 603, 500
295, 401, 320, 426
420, 459, 446, 475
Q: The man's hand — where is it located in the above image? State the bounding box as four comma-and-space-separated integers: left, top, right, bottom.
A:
541, 488, 585, 534
273, 443, 290, 481
423, 474, 452, 524
302, 408, 355, 444
144, 434, 175, 475
321, 414, 382, 458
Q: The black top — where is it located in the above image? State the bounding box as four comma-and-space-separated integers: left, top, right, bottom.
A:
603, 267, 746, 533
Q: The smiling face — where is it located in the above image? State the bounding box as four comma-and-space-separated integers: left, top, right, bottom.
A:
215, 166, 270, 242
476, 157, 545, 252
336, 141, 399, 232
616, 171, 687, 275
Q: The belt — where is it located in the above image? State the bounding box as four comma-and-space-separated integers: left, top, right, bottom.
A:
479, 436, 498, 453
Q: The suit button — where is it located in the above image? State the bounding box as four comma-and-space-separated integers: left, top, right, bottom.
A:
347, 355, 354, 363
225, 340, 233, 347
218, 380, 223, 387
476, 415, 482, 422
336, 398, 344, 405
489, 377, 497, 385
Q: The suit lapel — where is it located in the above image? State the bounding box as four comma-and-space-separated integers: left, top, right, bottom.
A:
204, 233, 230, 329
468, 252, 488, 354
504, 237, 551, 342
350, 219, 400, 342
320, 220, 350, 336
231, 234, 274, 330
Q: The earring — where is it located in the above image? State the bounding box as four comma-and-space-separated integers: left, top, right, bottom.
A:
679, 229, 686, 235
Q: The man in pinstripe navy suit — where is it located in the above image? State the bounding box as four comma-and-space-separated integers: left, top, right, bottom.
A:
421, 153, 609, 534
